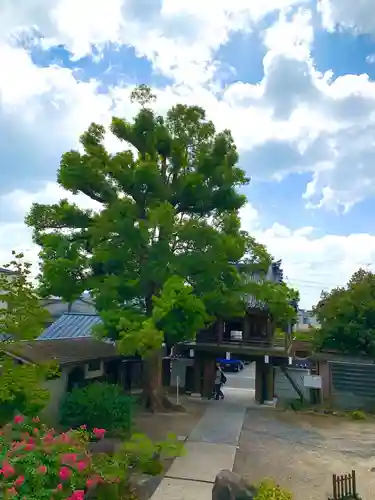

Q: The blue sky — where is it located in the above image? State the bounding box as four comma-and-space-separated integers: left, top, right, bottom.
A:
2, 0, 375, 308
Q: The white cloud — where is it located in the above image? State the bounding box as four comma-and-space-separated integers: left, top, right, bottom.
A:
318, 0, 375, 35
2, 0, 375, 309
0, 0, 306, 85
240, 203, 375, 308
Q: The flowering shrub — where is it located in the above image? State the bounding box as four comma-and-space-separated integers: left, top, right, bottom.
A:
0, 414, 182, 499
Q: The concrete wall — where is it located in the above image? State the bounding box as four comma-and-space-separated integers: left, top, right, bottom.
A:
170, 358, 194, 388
274, 367, 310, 402
41, 367, 71, 423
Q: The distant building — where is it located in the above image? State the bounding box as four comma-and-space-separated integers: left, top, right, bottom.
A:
40, 297, 96, 326
295, 309, 320, 331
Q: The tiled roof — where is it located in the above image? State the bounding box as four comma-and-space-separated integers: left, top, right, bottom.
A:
37, 313, 102, 340
2, 338, 119, 366
0, 267, 18, 275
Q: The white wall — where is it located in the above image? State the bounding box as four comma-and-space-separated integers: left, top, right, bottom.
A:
171, 358, 194, 388
41, 367, 70, 423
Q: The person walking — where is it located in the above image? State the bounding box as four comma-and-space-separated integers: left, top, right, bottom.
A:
214, 363, 226, 400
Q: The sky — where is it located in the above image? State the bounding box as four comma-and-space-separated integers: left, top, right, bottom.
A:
2, 0, 375, 309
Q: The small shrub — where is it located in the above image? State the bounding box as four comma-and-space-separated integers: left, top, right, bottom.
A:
60, 382, 133, 432
255, 479, 293, 500
349, 410, 366, 420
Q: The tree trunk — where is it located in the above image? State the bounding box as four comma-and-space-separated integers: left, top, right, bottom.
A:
141, 349, 175, 412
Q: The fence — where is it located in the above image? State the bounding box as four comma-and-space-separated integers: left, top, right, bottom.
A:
329, 470, 359, 500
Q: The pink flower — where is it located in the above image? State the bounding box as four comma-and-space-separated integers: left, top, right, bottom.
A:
6, 487, 17, 497
14, 475, 25, 486
79, 424, 87, 430
56, 484, 63, 491
24, 443, 34, 451
13, 415, 24, 425
59, 466, 72, 481
68, 490, 85, 500
0, 462, 15, 478
33, 427, 39, 434
76, 461, 87, 472
62, 453, 77, 464
93, 428, 106, 439
32, 416, 40, 423
37, 465, 47, 474
43, 433, 54, 444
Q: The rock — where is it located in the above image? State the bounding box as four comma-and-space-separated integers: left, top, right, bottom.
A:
212, 470, 257, 500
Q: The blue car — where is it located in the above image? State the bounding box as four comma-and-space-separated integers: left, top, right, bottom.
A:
217, 358, 244, 372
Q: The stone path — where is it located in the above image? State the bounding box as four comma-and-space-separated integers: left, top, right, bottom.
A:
151, 396, 247, 500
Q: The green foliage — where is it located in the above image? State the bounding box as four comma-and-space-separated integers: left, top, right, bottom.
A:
254, 479, 293, 500
258, 281, 299, 327
0, 414, 181, 499
349, 410, 366, 420
0, 356, 54, 426
314, 268, 375, 356
59, 382, 133, 432
121, 432, 184, 475
152, 276, 210, 346
0, 252, 51, 341
25, 86, 264, 355
0, 253, 55, 424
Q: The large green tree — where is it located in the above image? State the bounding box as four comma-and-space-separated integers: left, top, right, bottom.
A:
26, 87, 273, 409
314, 268, 375, 356
0, 252, 54, 423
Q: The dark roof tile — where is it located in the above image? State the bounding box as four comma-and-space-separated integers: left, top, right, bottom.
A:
2, 338, 119, 365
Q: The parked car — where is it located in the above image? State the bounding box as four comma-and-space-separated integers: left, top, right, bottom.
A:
217, 358, 244, 372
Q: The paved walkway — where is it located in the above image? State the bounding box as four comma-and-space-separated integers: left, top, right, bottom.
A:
151, 389, 250, 500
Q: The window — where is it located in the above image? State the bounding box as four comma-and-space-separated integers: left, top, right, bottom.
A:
87, 360, 102, 372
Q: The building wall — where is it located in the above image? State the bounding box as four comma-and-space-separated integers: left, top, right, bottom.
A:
274, 367, 310, 402
41, 367, 71, 423
41, 360, 108, 423
170, 358, 194, 388
41, 298, 96, 323
295, 309, 319, 331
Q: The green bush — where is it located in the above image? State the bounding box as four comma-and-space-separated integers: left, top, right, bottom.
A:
255, 479, 293, 500
349, 409, 366, 420
60, 382, 133, 432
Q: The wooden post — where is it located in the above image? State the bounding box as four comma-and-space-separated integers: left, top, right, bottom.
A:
243, 313, 250, 341
216, 318, 224, 343
255, 359, 264, 403
264, 364, 274, 402
193, 354, 203, 395
202, 357, 215, 398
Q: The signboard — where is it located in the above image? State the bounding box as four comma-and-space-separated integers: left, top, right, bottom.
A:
303, 374, 322, 389
226, 352, 231, 360
264, 355, 269, 364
